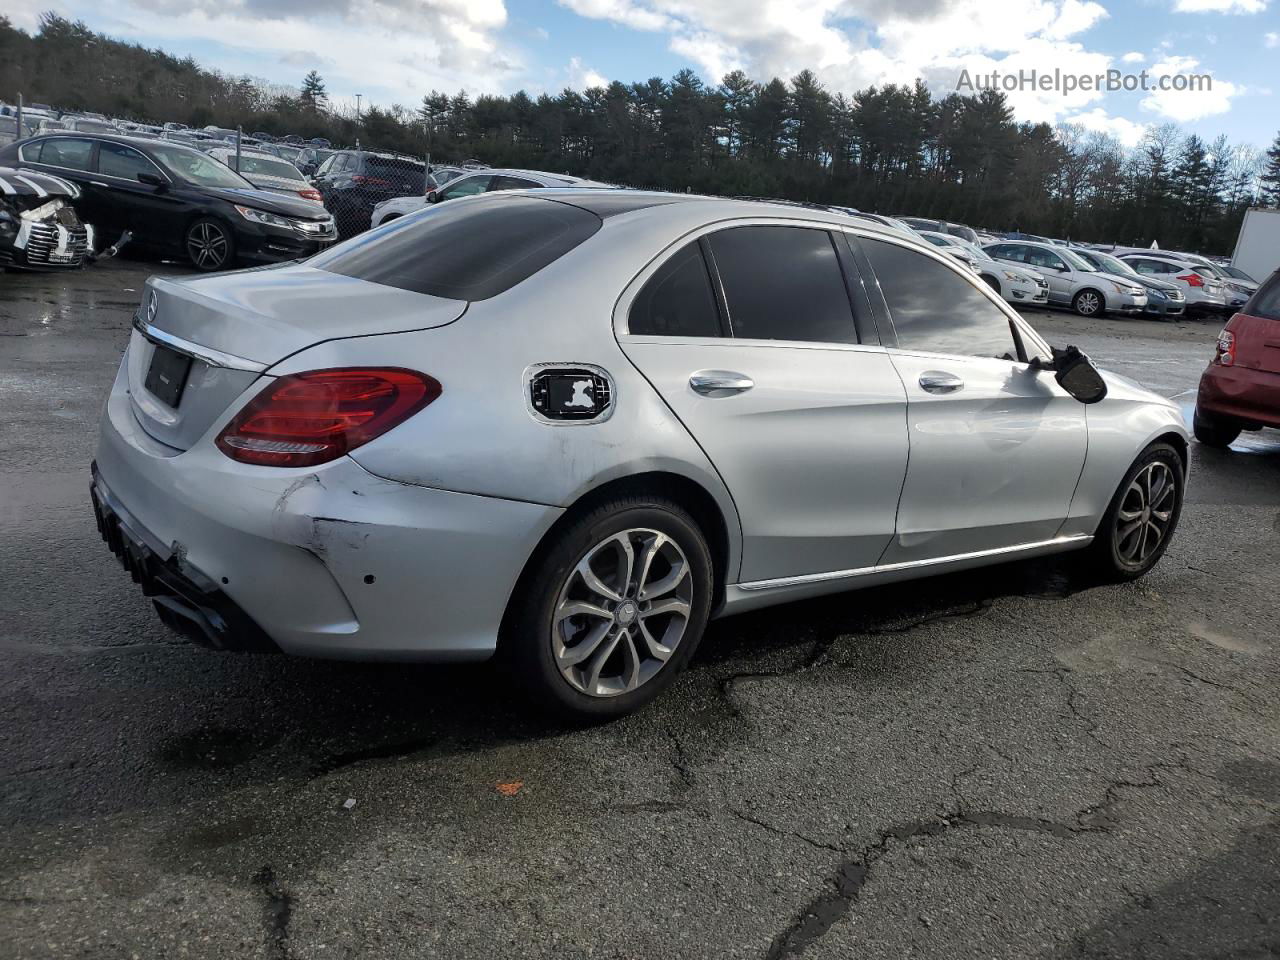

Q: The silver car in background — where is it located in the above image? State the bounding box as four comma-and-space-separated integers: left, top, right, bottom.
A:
1070, 248, 1186, 319
207, 147, 323, 205
985, 240, 1147, 317
370, 168, 613, 227
92, 192, 1188, 718
919, 231, 1049, 307
1116, 252, 1230, 316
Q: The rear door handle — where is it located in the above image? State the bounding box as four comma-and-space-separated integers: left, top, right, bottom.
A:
918, 371, 964, 394
690, 370, 754, 397
90, 181, 109, 188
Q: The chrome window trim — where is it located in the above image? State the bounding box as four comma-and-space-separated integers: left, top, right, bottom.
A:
131, 314, 267, 373
737, 534, 1093, 592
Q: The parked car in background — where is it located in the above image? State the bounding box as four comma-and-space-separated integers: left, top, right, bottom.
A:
90, 191, 1186, 719
163, 122, 187, 132
312, 150, 430, 235
208, 147, 323, 204
834, 211, 917, 235
0, 115, 36, 146
1069, 248, 1185, 319
1170, 252, 1255, 307
985, 240, 1146, 317
294, 146, 334, 176
1115, 252, 1229, 317
0, 133, 336, 271
898, 216, 980, 244
369, 167, 613, 227
921, 232, 1048, 307
1194, 269, 1280, 448
62, 117, 120, 134
1219, 264, 1259, 288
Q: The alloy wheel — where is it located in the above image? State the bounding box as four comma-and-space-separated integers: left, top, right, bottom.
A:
187, 222, 229, 269
1076, 291, 1101, 315
552, 528, 693, 697
1114, 461, 1177, 566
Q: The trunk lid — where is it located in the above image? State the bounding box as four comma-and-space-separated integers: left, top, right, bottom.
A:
129, 264, 466, 451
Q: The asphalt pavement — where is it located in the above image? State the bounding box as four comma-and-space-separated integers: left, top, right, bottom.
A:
1, 260, 1277, 960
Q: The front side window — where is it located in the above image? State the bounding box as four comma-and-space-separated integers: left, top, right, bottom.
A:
863, 237, 1020, 361
629, 241, 724, 338
97, 142, 158, 181
440, 175, 492, 199
708, 226, 858, 344
147, 143, 253, 188
29, 137, 93, 170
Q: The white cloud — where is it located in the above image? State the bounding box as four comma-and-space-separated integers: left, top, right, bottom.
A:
1170, 0, 1267, 11
1121, 51, 1145, 63
1265, 31, 1279, 46
1064, 107, 1148, 146
566, 56, 608, 89
85, 0, 520, 104
1141, 54, 1240, 120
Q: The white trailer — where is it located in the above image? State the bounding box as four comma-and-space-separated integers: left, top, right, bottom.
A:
1231, 207, 1280, 282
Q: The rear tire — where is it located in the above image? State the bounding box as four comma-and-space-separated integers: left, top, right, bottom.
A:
502, 495, 714, 720
1193, 408, 1241, 448
1087, 443, 1184, 583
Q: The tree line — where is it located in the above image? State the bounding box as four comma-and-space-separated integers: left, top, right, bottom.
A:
4, 12, 1279, 254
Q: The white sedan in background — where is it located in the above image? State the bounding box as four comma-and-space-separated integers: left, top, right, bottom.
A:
919, 231, 1049, 308
370, 168, 613, 227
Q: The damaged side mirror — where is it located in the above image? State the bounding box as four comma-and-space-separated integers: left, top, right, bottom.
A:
1030, 345, 1108, 404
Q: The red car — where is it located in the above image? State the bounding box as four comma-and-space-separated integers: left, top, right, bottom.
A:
1194, 269, 1280, 447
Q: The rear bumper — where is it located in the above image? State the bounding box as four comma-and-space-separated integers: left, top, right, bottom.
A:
94, 359, 563, 660
1197, 362, 1280, 428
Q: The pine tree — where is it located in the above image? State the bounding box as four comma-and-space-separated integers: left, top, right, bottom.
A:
1260, 131, 1280, 206
299, 70, 326, 111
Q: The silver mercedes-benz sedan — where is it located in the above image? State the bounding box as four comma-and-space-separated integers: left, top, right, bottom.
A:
92, 192, 1188, 718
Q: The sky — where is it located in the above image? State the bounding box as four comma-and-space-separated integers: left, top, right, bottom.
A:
4, 0, 1277, 149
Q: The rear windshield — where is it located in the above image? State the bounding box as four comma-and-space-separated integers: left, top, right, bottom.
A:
1246, 272, 1280, 321
365, 157, 426, 188
311, 194, 601, 301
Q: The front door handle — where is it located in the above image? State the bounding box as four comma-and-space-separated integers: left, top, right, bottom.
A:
918, 371, 964, 394
90, 181, 109, 188
690, 370, 754, 397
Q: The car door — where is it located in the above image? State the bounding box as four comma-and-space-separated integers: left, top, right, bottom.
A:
1024, 246, 1073, 304
858, 235, 1087, 565
16, 136, 110, 228
617, 223, 910, 584
91, 141, 187, 245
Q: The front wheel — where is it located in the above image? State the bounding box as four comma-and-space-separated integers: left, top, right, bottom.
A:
1193, 408, 1241, 449
1088, 443, 1184, 582
503, 496, 714, 719
1072, 289, 1104, 317
185, 218, 234, 271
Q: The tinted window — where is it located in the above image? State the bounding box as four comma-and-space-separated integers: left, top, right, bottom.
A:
492, 176, 541, 190
863, 238, 1019, 361
989, 244, 1024, 262
708, 226, 857, 344
33, 137, 93, 170
629, 242, 723, 338
441, 175, 492, 199
313, 195, 601, 301
1246, 272, 1280, 321
97, 142, 156, 180
365, 157, 425, 190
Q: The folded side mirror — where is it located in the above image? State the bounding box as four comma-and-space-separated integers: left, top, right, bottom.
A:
1031, 346, 1108, 404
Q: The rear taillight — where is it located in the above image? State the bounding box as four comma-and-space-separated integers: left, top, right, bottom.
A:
298, 187, 322, 202
1179, 273, 1205, 288
351, 175, 391, 187
1214, 330, 1235, 366
215, 368, 440, 467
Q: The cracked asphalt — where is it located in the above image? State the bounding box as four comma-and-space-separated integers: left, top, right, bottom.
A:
2, 260, 1278, 960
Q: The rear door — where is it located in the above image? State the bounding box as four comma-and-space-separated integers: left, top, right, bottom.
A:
859, 235, 1087, 564
617, 222, 909, 584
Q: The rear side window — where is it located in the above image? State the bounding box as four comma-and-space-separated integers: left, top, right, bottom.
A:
492, 176, 541, 190
312, 195, 601, 301
629, 242, 723, 337
863, 238, 1020, 361
708, 226, 858, 344
1246, 272, 1280, 321
30, 137, 93, 170
365, 157, 425, 190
